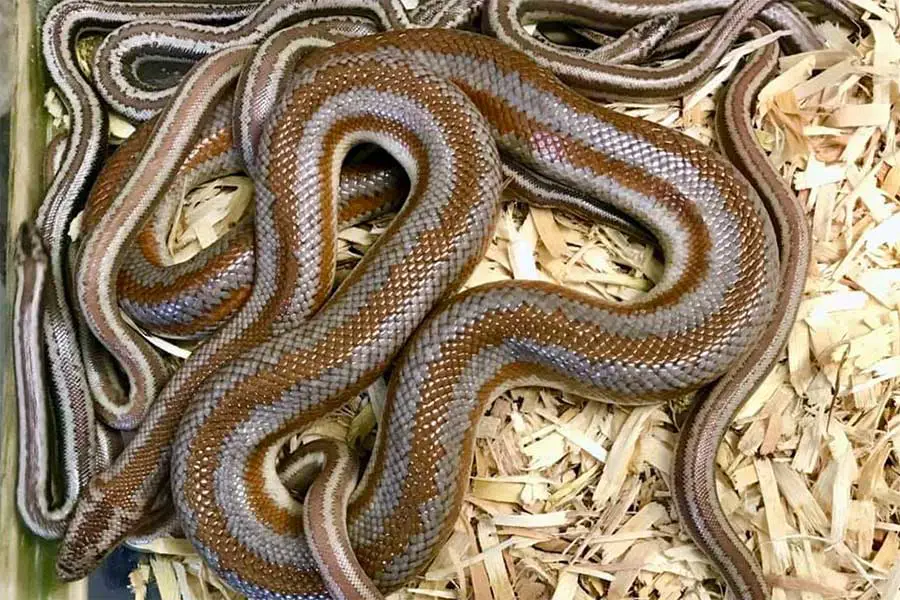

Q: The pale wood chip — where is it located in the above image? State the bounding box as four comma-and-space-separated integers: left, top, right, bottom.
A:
845, 0, 898, 26
847, 500, 876, 558
771, 461, 830, 535
599, 502, 669, 563
793, 59, 858, 101
150, 556, 180, 600
796, 157, 847, 189
129, 563, 151, 600
531, 207, 568, 258
492, 511, 572, 528
759, 56, 815, 114
755, 458, 792, 572
476, 518, 518, 599
109, 113, 137, 140
873, 531, 899, 571
591, 406, 657, 508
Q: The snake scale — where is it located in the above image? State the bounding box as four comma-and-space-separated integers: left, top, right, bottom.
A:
13, 0, 848, 597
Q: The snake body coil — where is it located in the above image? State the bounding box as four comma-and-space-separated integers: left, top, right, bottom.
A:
13, 0, 831, 597
166, 30, 776, 597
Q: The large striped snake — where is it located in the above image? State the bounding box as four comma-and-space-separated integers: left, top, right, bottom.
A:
14, 0, 846, 597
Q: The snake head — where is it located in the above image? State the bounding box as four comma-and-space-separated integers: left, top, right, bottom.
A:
54, 489, 121, 581
55, 473, 168, 581
15, 221, 46, 266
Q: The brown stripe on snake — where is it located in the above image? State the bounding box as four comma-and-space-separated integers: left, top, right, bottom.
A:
164, 29, 776, 598
673, 21, 809, 600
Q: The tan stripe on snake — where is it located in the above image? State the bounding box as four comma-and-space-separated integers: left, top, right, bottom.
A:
53, 25, 787, 600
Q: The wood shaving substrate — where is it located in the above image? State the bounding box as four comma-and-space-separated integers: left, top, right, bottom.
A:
90, 8, 900, 600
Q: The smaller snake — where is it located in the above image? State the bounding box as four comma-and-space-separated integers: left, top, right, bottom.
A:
483, 0, 861, 99
13, 222, 91, 539
91, 0, 484, 122
673, 20, 810, 600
